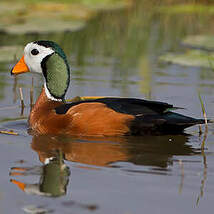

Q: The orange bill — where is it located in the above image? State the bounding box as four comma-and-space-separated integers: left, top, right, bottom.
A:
10, 179, 26, 191
11, 56, 30, 75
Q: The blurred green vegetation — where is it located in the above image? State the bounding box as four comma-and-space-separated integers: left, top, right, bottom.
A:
159, 4, 214, 14
7, 0, 129, 6
0, 0, 132, 34
0, 0, 214, 99
0, 46, 23, 62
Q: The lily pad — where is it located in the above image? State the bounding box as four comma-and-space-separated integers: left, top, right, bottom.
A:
159, 50, 214, 68
182, 35, 214, 51
0, 1, 132, 34
0, 2, 89, 34
0, 46, 23, 62
4, 18, 86, 34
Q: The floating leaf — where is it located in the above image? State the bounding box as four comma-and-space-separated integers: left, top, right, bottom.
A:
0, 130, 19, 135
159, 50, 214, 68
182, 35, 214, 51
4, 18, 86, 34
0, 1, 132, 34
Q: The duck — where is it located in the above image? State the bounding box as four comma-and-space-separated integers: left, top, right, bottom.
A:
11, 40, 208, 136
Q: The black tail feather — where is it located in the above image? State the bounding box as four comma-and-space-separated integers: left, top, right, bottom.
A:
130, 112, 210, 135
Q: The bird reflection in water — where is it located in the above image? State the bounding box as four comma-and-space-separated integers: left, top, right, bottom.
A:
10, 134, 197, 197
10, 148, 70, 197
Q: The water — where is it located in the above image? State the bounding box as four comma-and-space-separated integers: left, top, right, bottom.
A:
0, 0, 214, 213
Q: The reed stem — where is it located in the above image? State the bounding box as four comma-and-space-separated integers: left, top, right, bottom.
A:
19, 88, 25, 116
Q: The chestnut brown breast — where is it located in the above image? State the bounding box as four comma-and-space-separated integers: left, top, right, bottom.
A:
29, 89, 134, 136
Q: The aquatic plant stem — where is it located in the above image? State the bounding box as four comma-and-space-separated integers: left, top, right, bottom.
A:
19, 88, 25, 116
196, 149, 207, 206
198, 92, 208, 150
178, 159, 184, 194
30, 77, 34, 110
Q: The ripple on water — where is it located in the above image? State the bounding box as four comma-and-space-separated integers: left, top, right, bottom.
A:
0, 119, 28, 133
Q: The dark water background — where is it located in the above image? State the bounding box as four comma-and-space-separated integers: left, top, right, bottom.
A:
0, 0, 214, 213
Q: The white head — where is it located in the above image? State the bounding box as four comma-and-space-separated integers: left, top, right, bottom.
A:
11, 40, 70, 102
24, 42, 54, 74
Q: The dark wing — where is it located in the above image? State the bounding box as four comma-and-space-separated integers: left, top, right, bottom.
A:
55, 97, 174, 115
55, 97, 206, 135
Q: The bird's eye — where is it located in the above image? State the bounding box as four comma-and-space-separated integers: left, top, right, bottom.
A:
31, 49, 39, 55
